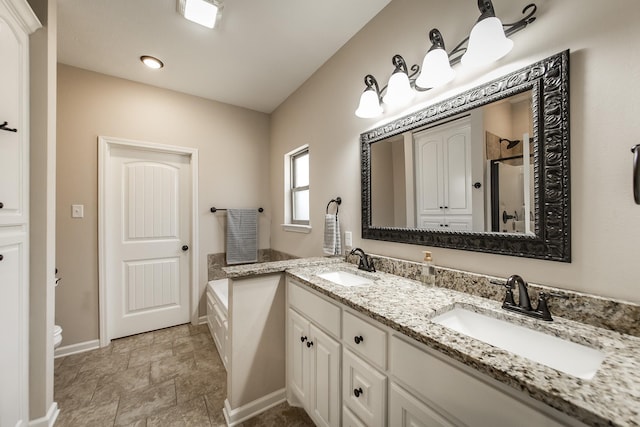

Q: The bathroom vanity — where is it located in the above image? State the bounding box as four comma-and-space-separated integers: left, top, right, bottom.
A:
213, 257, 640, 427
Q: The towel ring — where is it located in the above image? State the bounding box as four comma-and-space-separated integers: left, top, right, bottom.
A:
326, 197, 342, 214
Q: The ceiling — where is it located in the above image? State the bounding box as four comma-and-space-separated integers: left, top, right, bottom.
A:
57, 0, 391, 113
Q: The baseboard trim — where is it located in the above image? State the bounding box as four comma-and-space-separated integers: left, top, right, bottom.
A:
28, 402, 59, 427
222, 389, 286, 426
54, 339, 100, 358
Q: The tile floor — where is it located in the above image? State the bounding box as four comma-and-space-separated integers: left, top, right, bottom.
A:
54, 323, 314, 426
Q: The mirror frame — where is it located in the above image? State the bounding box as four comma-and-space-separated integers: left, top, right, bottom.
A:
360, 50, 570, 262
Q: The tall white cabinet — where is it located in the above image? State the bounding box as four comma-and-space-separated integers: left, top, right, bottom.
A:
414, 118, 472, 230
0, 1, 40, 426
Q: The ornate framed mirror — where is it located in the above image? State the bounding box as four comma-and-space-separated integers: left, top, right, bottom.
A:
361, 50, 570, 262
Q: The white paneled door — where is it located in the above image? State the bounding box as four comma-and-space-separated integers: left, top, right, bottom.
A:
103, 142, 193, 340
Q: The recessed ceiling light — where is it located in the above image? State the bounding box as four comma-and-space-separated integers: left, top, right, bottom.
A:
140, 55, 164, 70
177, 0, 222, 29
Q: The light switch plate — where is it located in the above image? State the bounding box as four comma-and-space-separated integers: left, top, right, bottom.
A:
345, 231, 352, 247
71, 204, 84, 218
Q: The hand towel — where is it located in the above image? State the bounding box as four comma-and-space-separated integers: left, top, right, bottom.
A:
226, 209, 258, 265
323, 214, 342, 256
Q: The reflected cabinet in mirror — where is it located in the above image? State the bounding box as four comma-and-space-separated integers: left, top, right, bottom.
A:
361, 50, 570, 262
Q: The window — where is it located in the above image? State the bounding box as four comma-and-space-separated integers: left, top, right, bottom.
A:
290, 147, 309, 225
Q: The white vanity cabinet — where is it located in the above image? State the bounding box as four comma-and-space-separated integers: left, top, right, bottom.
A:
287, 280, 341, 427
0, 1, 40, 426
286, 277, 587, 427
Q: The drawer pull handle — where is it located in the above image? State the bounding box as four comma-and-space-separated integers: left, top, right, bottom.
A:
354, 335, 364, 344
300, 336, 307, 343
354, 387, 363, 398
306, 341, 313, 348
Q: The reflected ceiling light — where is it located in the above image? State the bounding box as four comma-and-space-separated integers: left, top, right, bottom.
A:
461, 0, 513, 67
416, 29, 455, 89
354, 3, 537, 118
355, 75, 383, 118
140, 55, 164, 69
177, 0, 223, 29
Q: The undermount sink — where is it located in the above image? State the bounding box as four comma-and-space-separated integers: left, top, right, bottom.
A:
431, 307, 605, 380
316, 270, 375, 287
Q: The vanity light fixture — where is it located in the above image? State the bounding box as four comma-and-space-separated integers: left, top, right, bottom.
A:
140, 55, 164, 69
382, 55, 416, 107
177, 0, 223, 29
355, 75, 384, 119
461, 0, 513, 67
354, 2, 537, 118
415, 29, 455, 89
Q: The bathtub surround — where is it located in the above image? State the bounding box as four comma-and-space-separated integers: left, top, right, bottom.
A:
346, 253, 640, 337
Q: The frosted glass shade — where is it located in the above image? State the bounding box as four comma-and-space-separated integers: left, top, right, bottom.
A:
416, 48, 456, 89
461, 16, 513, 67
355, 89, 383, 118
382, 72, 414, 107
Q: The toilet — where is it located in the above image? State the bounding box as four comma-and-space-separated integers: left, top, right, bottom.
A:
53, 325, 63, 349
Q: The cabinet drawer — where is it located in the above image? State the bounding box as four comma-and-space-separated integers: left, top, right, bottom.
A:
288, 280, 340, 337
343, 348, 386, 427
343, 310, 386, 370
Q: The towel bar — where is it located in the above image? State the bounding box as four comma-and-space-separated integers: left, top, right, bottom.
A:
211, 207, 264, 213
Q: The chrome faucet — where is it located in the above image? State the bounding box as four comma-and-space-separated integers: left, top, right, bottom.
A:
492, 275, 568, 321
350, 248, 376, 272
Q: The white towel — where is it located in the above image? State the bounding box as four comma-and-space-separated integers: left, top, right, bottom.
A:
226, 209, 258, 265
323, 214, 342, 256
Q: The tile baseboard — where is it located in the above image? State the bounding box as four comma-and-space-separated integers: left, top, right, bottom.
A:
54, 339, 100, 358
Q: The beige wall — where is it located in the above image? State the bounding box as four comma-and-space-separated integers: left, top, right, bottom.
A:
270, 0, 640, 303
57, 64, 270, 345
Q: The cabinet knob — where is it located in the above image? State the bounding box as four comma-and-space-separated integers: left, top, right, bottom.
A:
439, 206, 443, 209
300, 336, 307, 343
354, 387, 363, 398
444, 224, 449, 227
354, 335, 364, 344
0, 254, 3, 261
306, 341, 313, 348
181, 245, 189, 251
0, 202, 3, 209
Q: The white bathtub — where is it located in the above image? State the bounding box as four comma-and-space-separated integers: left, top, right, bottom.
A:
207, 279, 229, 368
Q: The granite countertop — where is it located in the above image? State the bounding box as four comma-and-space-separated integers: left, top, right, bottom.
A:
222, 256, 342, 278
285, 262, 640, 427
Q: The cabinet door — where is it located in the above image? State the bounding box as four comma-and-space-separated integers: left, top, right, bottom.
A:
288, 308, 310, 406
343, 348, 386, 427
309, 323, 341, 427
389, 382, 458, 427
343, 405, 367, 427
443, 125, 472, 216
0, 234, 28, 426
414, 134, 444, 216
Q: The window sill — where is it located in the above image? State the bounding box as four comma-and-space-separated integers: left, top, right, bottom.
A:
282, 224, 312, 234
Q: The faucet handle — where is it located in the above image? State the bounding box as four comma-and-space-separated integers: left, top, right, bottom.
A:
366, 256, 376, 273
536, 292, 568, 321
489, 279, 515, 306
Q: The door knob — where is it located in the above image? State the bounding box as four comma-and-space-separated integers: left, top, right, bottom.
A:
181, 245, 189, 251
